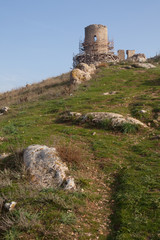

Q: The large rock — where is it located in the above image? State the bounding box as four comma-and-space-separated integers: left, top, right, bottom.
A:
23, 145, 76, 190
84, 112, 148, 128
70, 68, 91, 84
129, 54, 146, 63
70, 63, 96, 84
59, 111, 148, 130
77, 63, 96, 74
133, 63, 156, 69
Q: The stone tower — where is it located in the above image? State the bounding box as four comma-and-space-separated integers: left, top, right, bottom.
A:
73, 24, 118, 67
83, 24, 109, 54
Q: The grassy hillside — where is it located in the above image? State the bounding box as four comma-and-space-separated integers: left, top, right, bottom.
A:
0, 72, 71, 106
0, 63, 160, 240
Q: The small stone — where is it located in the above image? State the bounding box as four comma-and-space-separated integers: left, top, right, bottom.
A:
0, 107, 10, 114
103, 91, 117, 96
64, 177, 76, 190
4, 201, 17, 211
0, 153, 10, 159
140, 110, 147, 113
152, 120, 159, 127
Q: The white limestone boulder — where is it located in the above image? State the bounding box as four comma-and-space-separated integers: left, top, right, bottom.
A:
77, 63, 96, 74
23, 145, 76, 190
84, 112, 148, 128
129, 54, 146, 63
70, 63, 96, 84
133, 63, 156, 69
70, 68, 91, 84
59, 111, 148, 130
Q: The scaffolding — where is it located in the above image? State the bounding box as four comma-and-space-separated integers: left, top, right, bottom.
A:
79, 39, 114, 54
73, 38, 116, 67
73, 52, 119, 68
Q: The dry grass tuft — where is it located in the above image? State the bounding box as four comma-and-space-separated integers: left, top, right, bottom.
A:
0, 215, 16, 232
56, 141, 86, 166
0, 72, 73, 106
97, 62, 109, 68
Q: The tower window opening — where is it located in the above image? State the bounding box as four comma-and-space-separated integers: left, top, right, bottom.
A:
94, 35, 97, 42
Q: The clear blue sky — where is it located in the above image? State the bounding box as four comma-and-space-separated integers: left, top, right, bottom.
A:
0, 0, 160, 92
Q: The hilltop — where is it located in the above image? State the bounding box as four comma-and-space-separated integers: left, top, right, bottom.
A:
0, 61, 160, 240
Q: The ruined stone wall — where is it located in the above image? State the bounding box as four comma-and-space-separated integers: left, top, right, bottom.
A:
83, 24, 108, 54
126, 50, 135, 59
117, 50, 125, 61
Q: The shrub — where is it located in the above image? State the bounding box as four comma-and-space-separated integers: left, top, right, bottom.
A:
121, 123, 139, 133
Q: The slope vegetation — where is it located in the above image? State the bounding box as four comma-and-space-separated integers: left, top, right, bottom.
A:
0, 63, 160, 240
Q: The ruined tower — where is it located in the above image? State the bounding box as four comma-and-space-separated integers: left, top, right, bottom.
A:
73, 24, 118, 67
83, 24, 109, 54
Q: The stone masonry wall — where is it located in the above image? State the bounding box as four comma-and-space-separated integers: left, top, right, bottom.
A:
126, 50, 135, 59
83, 24, 108, 54
117, 50, 125, 61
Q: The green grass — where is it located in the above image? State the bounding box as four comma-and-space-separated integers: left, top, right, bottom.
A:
0, 63, 160, 239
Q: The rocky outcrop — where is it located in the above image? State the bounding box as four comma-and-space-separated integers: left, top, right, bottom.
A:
133, 63, 156, 69
84, 112, 148, 128
70, 63, 96, 84
59, 111, 148, 131
129, 54, 146, 63
77, 63, 96, 74
23, 145, 76, 190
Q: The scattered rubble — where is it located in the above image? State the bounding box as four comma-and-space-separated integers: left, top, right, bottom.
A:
23, 145, 76, 190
